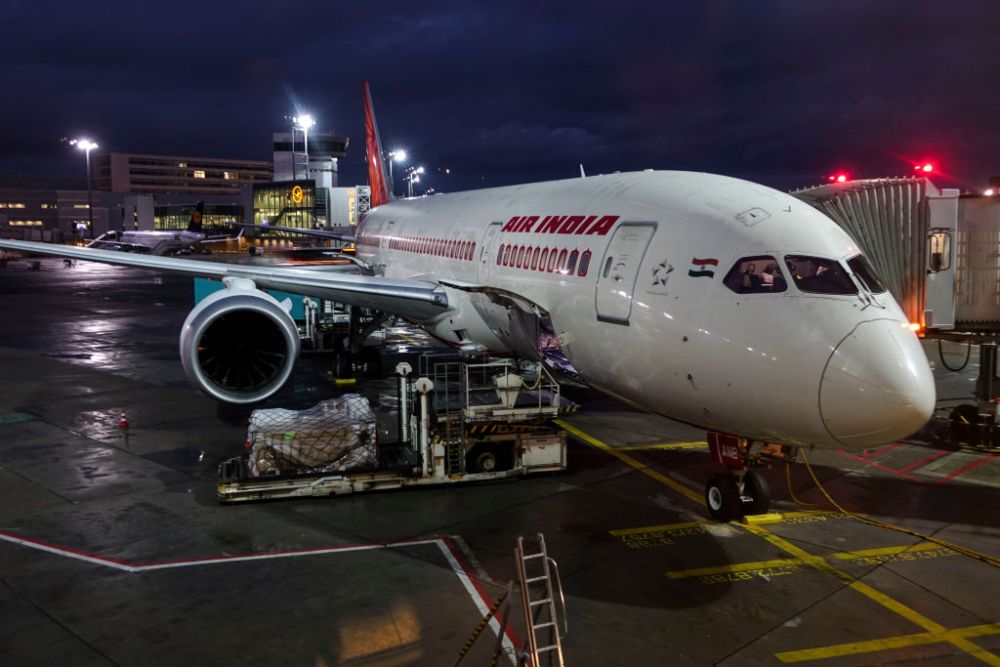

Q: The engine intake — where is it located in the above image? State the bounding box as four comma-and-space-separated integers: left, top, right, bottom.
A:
179, 279, 300, 404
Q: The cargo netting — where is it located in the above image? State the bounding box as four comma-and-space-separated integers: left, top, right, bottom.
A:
247, 394, 377, 477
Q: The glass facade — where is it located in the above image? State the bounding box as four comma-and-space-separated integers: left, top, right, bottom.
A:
253, 181, 318, 229
154, 203, 244, 231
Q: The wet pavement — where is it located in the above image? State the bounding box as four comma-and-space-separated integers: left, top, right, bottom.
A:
0, 257, 998, 666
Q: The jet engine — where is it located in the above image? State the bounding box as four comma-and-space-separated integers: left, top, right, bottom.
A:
179, 278, 300, 404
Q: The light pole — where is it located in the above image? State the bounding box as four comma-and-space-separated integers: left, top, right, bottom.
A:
404, 165, 425, 197
294, 113, 315, 182
70, 138, 98, 238
387, 149, 406, 196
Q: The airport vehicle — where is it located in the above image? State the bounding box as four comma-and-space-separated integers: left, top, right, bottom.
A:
0, 83, 935, 520
217, 360, 568, 503
86, 201, 237, 255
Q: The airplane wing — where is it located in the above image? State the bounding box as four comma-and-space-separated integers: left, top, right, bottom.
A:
233, 223, 355, 243
0, 239, 447, 320
87, 239, 153, 253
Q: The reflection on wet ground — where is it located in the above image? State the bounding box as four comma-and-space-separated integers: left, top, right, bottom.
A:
0, 258, 998, 666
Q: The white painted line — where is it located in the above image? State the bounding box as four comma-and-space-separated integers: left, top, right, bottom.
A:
0, 529, 520, 663
437, 538, 518, 664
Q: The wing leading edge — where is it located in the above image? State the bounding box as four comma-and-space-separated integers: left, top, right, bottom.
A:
0, 239, 448, 321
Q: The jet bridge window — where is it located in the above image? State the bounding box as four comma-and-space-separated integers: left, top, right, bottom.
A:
927, 231, 952, 273
723, 255, 787, 294
784, 255, 857, 295
847, 254, 887, 293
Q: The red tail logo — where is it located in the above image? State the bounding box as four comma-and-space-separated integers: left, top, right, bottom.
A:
363, 81, 391, 208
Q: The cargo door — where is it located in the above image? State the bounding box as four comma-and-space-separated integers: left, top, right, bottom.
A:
594, 223, 656, 324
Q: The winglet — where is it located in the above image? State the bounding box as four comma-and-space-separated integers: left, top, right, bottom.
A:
363, 81, 391, 208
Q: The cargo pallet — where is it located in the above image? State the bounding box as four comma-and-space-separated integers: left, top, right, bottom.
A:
217, 359, 569, 503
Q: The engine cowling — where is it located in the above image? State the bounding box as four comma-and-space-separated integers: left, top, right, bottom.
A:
179, 278, 300, 404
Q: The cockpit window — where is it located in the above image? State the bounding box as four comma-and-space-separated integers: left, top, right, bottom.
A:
847, 254, 887, 294
723, 255, 787, 294
785, 255, 857, 295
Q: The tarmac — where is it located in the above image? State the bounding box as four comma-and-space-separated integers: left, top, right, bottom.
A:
0, 256, 998, 666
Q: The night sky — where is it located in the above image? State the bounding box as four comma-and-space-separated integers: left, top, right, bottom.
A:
3, 1, 999, 194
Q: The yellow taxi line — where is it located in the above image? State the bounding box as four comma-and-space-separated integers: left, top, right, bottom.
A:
618, 441, 708, 451
554, 419, 704, 505
667, 557, 803, 579
776, 622, 1000, 664
666, 542, 954, 580
560, 419, 1000, 665
609, 511, 833, 537
743, 524, 998, 666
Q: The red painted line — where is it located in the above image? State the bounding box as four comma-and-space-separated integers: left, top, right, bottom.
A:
139, 538, 433, 568
834, 452, 920, 481
0, 530, 444, 570
897, 449, 950, 474
841, 443, 900, 463
936, 454, 998, 485
0, 529, 133, 567
440, 537, 523, 652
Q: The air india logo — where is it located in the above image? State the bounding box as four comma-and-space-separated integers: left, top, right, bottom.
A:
291, 185, 304, 205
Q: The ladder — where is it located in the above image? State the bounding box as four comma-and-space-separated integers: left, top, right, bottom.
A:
515, 533, 567, 666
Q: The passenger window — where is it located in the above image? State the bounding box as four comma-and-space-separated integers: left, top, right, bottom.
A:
603, 256, 614, 278
723, 255, 787, 294
847, 255, 887, 293
927, 231, 951, 273
531, 247, 540, 270
785, 255, 857, 295
566, 250, 579, 275
496, 244, 504, 265
540, 248, 549, 270
578, 250, 592, 276
557, 249, 568, 272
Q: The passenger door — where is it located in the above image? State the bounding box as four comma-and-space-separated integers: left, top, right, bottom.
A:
477, 222, 503, 284
594, 223, 656, 324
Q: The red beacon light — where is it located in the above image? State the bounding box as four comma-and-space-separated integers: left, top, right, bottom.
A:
914, 162, 934, 173
828, 172, 849, 183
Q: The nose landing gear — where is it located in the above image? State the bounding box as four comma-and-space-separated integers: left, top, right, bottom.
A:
704, 433, 787, 522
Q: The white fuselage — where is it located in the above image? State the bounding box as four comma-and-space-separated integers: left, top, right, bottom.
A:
357, 171, 935, 451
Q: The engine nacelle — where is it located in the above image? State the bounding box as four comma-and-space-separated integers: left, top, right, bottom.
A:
179, 278, 300, 404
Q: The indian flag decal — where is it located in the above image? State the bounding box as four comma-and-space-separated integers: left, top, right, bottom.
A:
688, 257, 719, 278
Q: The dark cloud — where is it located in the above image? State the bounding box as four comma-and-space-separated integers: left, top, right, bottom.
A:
2, 0, 999, 192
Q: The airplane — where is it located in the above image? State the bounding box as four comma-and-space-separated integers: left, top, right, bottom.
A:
86, 201, 239, 255
0, 82, 935, 521
231, 221, 355, 243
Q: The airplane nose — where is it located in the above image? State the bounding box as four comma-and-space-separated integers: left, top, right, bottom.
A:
819, 320, 936, 448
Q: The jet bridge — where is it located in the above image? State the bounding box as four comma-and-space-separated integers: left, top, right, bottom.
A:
792, 177, 1000, 332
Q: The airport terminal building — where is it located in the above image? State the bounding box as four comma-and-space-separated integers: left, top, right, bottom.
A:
1, 130, 366, 241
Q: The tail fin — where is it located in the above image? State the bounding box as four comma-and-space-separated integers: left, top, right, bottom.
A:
187, 201, 205, 233
363, 81, 391, 207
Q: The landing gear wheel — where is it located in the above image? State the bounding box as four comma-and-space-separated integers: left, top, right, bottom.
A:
742, 470, 771, 515
705, 474, 741, 522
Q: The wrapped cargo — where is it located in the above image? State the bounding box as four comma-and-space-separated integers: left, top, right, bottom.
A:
247, 394, 377, 477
